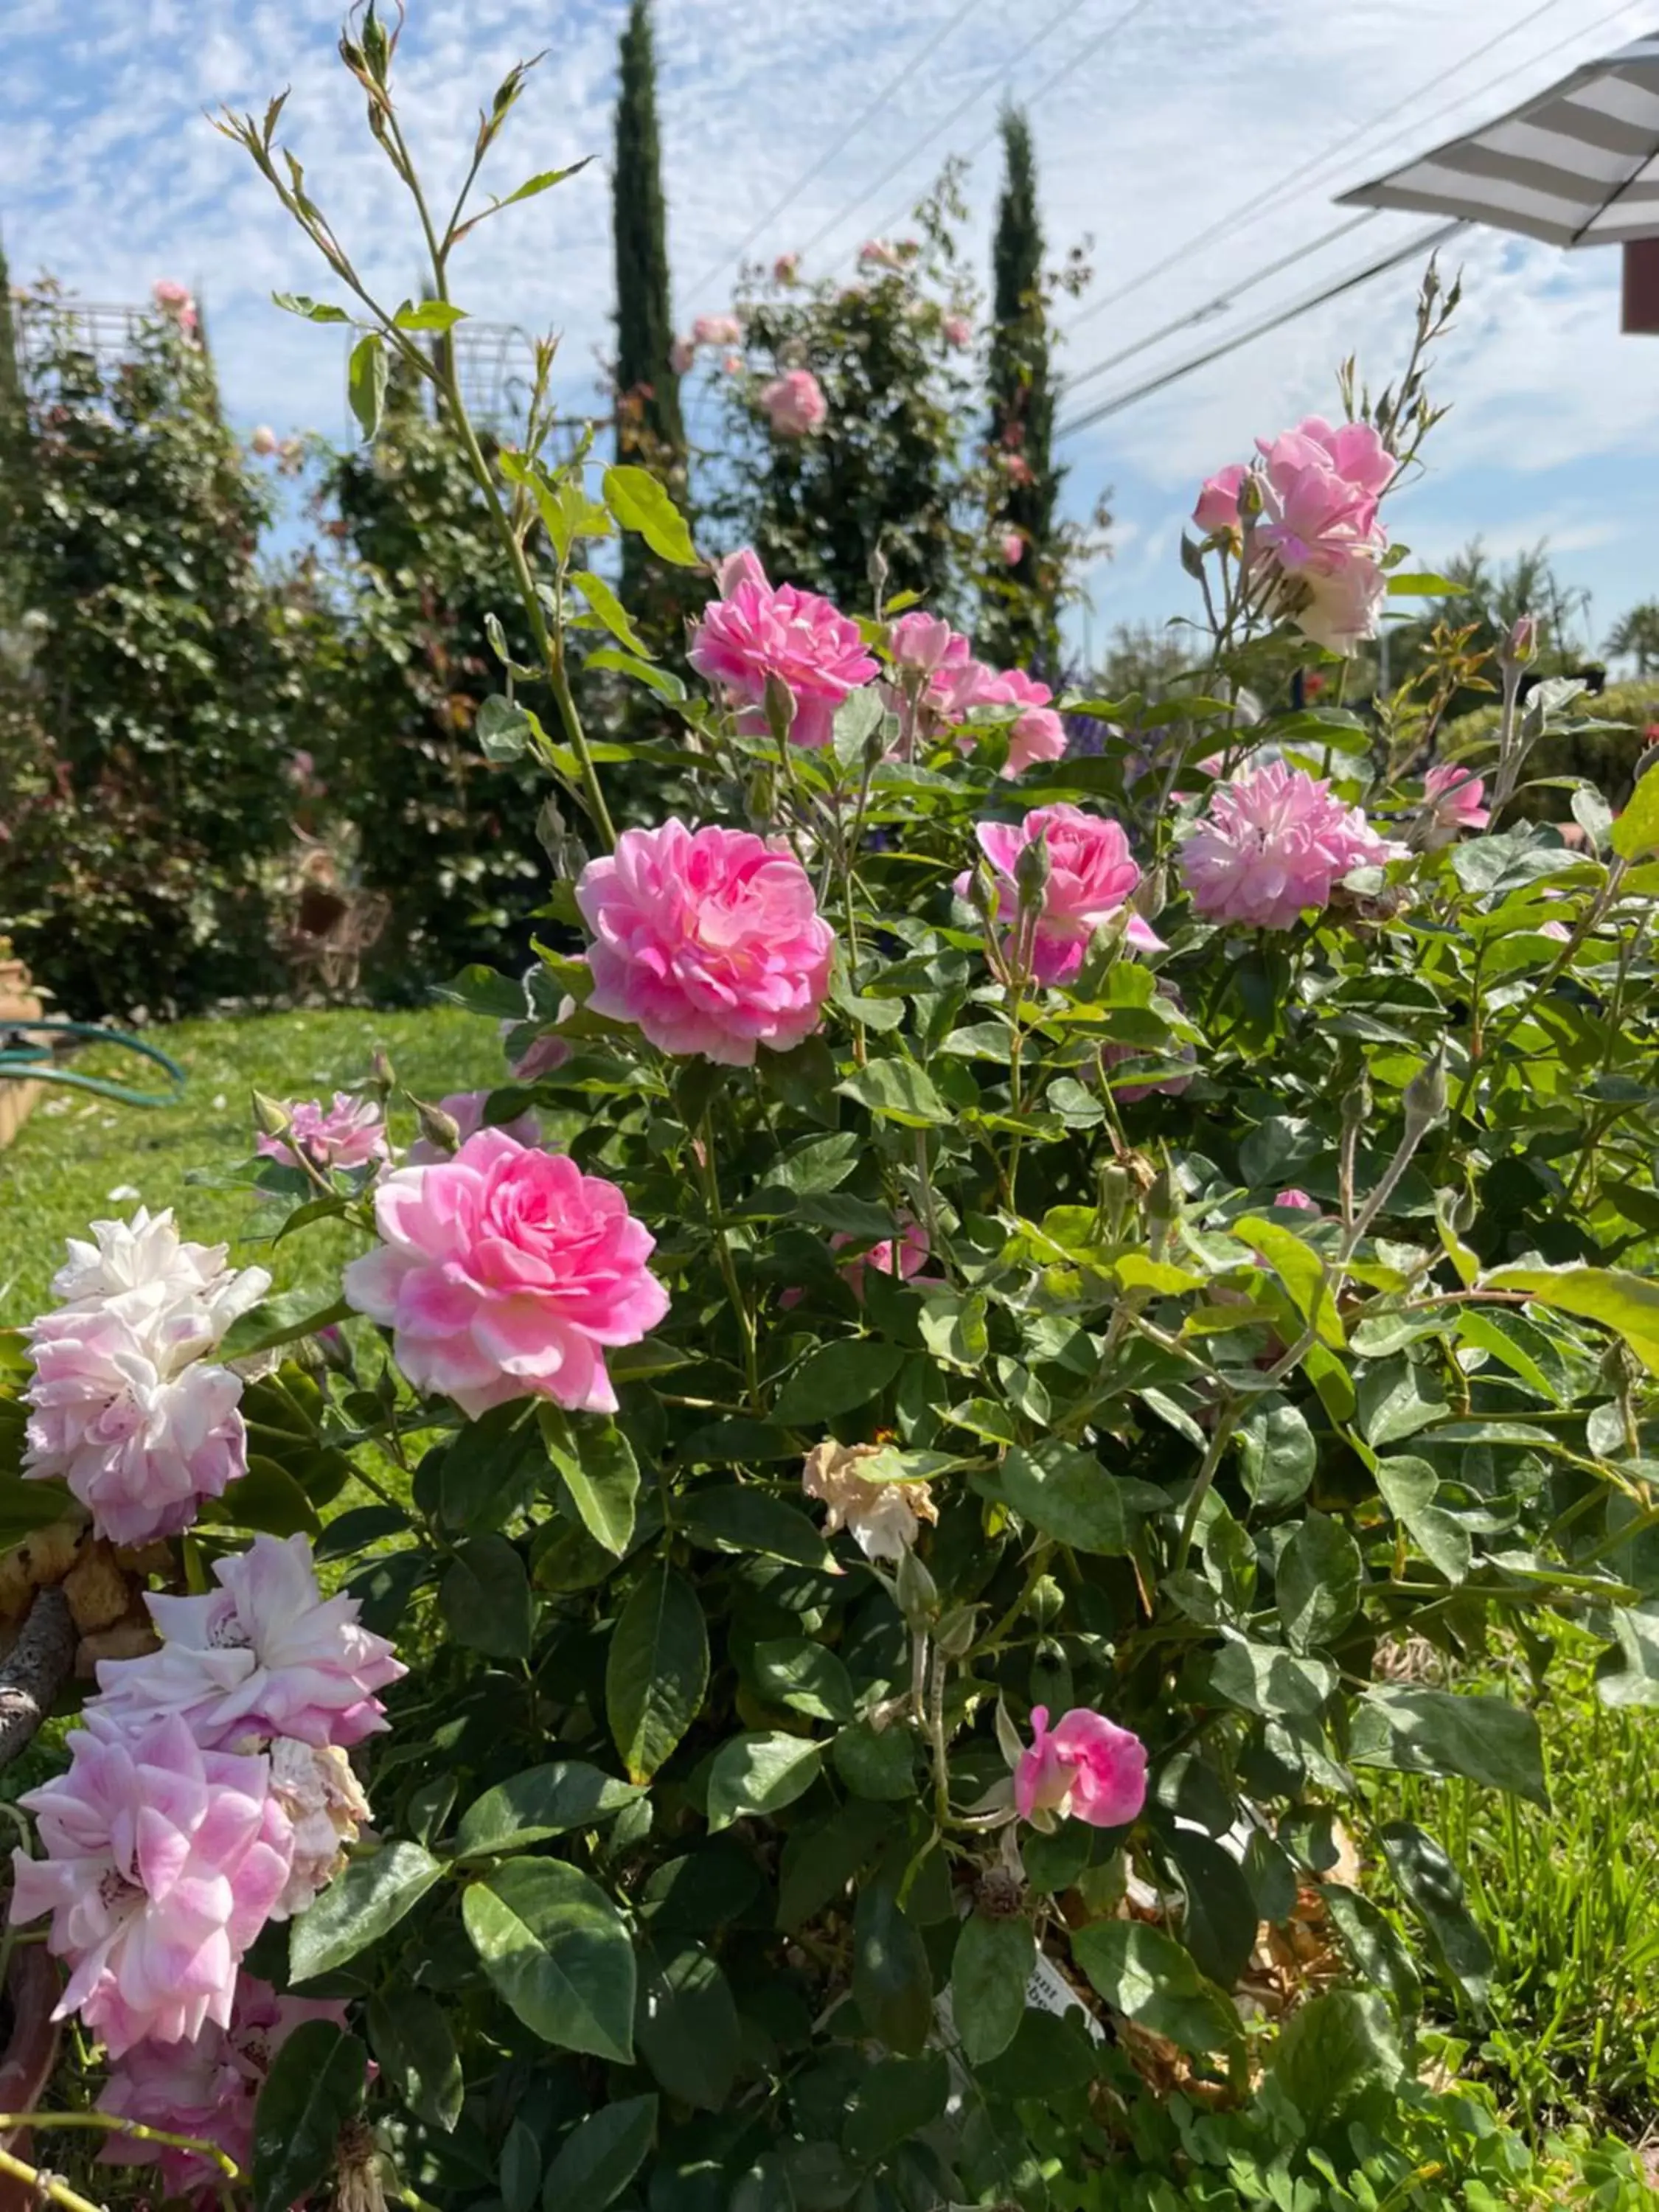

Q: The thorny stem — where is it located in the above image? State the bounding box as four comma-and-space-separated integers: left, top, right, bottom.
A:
926, 1646, 952, 1827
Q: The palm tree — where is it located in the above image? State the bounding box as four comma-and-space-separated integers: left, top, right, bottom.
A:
1605, 601, 1659, 677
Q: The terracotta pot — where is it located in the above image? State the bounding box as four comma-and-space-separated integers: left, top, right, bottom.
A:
0, 1947, 63, 2212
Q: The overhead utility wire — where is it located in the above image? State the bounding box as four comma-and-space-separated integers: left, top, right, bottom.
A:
1055, 219, 1465, 440
1067, 0, 1586, 334
683, 0, 987, 302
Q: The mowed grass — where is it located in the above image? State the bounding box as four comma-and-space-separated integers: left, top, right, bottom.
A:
0, 1005, 507, 1327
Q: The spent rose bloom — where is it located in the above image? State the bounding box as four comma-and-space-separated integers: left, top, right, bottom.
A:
578, 819, 835, 1064
342, 1128, 667, 1419
24, 1307, 248, 1545
1178, 761, 1401, 931
1421, 762, 1490, 847
250, 425, 278, 457
801, 1439, 939, 1565
998, 529, 1025, 567
257, 1092, 388, 1172
1015, 1705, 1147, 1829
101, 1977, 349, 2203
942, 313, 973, 349
407, 1089, 541, 1165
692, 313, 740, 347
95, 1531, 405, 1752
760, 368, 827, 437
10, 1712, 292, 2054
773, 251, 800, 283
268, 1739, 371, 1919
689, 548, 877, 751
995, 669, 1067, 779
959, 805, 1163, 985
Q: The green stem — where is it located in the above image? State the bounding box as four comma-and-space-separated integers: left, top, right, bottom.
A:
0, 2111, 240, 2185
1172, 1400, 1243, 1576
697, 1110, 762, 1413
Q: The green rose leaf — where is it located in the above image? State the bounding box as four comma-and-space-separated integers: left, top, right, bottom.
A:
251, 2021, 366, 2212
462, 1858, 636, 2061
290, 1840, 443, 1981
606, 1561, 709, 1784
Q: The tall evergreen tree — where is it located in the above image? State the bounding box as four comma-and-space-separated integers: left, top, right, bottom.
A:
611, 0, 684, 612
984, 107, 1062, 669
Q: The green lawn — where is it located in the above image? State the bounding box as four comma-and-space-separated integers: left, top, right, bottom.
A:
0, 1005, 506, 1329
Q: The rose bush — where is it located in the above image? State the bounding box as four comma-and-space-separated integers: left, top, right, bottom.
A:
1, 22, 1657, 2212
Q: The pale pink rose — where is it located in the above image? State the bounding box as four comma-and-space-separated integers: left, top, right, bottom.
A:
1015, 1704, 1147, 1829
942, 313, 973, 349
1193, 463, 1246, 535
342, 1129, 668, 1419
801, 1439, 938, 1565
723, 352, 742, 375
406, 1089, 541, 1165
101, 1976, 349, 2204
1293, 553, 1388, 655
249, 425, 278, 456
999, 451, 1034, 487
256, 1093, 387, 1173
773, 252, 800, 284
889, 611, 956, 675
577, 818, 835, 1065
689, 548, 877, 750
1263, 414, 1396, 499
956, 805, 1163, 984
1179, 761, 1402, 931
692, 314, 741, 347
95, 1531, 405, 1752
760, 368, 827, 437
995, 669, 1067, 779
858, 240, 902, 270
927, 640, 1007, 723
1422, 762, 1490, 847
152, 279, 192, 313
670, 335, 697, 376
998, 529, 1025, 567
50, 1209, 269, 1343
832, 1217, 934, 1301
1275, 1187, 1320, 1212
24, 1309, 248, 1545
11, 1713, 292, 2055
1254, 420, 1393, 654
268, 1739, 370, 1918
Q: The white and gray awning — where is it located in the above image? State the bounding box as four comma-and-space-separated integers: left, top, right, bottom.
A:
1338, 31, 1659, 248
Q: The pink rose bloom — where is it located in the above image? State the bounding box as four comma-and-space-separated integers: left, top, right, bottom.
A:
773, 252, 800, 283
1275, 1187, 1320, 1212
999, 452, 1034, 487
1015, 1705, 1147, 1829
689, 549, 877, 750
96, 1531, 405, 1753
407, 1089, 541, 1166
1193, 463, 1246, 535
1254, 420, 1393, 654
578, 818, 835, 1065
101, 1976, 349, 2204
928, 643, 1008, 723
670, 335, 696, 376
996, 669, 1067, 779
508, 1029, 574, 1082
942, 313, 973, 349
256, 1093, 388, 1172
1102, 1037, 1194, 1104
858, 239, 902, 270
760, 369, 827, 437
24, 1308, 248, 1545
998, 529, 1025, 568
1178, 760, 1401, 931
1422, 763, 1490, 847
11, 1713, 292, 2055
341, 1128, 668, 1418
250, 425, 277, 457
889, 611, 957, 676
692, 314, 741, 347
957, 805, 1163, 985
1265, 414, 1396, 499
153, 279, 192, 312
723, 352, 742, 375
832, 1217, 933, 1301
49, 1209, 268, 1346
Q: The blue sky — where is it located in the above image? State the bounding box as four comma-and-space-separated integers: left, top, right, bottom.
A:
4, 0, 1659, 661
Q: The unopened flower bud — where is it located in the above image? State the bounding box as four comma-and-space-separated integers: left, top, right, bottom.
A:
933, 1604, 978, 1659
1013, 830, 1051, 911
411, 1096, 462, 1158
764, 669, 798, 745
896, 1546, 938, 1629
1029, 1575, 1064, 1630
968, 857, 1001, 931
251, 1090, 291, 1140
369, 1048, 395, 1093
1503, 614, 1538, 668
1402, 1049, 1447, 1135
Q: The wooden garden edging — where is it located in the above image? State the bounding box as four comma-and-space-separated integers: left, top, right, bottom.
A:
0, 961, 46, 1153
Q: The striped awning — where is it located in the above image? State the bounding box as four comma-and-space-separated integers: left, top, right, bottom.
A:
1338, 31, 1659, 248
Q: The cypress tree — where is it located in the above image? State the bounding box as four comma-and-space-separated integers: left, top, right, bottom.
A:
611, 0, 684, 610
984, 107, 1061, 669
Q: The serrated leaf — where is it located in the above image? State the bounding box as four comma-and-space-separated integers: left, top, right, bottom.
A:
1071, 1920, 1242, 2057
1351, 1686, 1547, 1806
773, 1339, 905, 1425
393, 299, 468, 332
1480, 1261, 1659, 1374
347, 330, 387, 440
463, 1858, 636, 2060
291, 1840, 442, 1981
456, 1761, 643, 1858
606, 1561, 708, 1782
539, 1409, 639, 1556
706, 1732, 822, 1831
1234, 1216, 1343, 1348
571, 569, 652, 656
602, 465, 699, 566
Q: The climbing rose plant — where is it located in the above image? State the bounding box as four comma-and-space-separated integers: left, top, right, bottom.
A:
2, 22, 1658, 2212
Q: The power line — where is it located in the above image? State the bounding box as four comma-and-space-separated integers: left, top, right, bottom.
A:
681, 0, 987, 305
1055, 219, 1464, 441
1060, 209, 1380, 399
1067, 0, 1595, 337
791, 0, 1093, 268
827, 0, 1159, 276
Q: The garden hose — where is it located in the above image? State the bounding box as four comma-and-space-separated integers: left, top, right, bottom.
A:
0, 1020, 185, 1110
